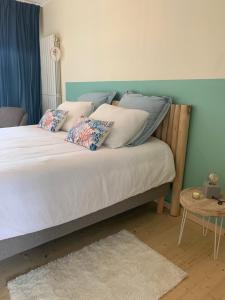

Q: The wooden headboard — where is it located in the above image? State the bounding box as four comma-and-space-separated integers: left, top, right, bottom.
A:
112, 101, 192, 217
154, 104, 191, 216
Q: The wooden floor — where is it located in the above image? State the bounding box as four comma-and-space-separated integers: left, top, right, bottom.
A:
1, 203, 225, 300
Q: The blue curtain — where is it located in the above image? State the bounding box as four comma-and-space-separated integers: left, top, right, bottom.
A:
0, 0, 41, 124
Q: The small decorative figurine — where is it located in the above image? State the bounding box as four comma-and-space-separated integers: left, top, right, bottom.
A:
192, 191, 201, 200
203, 172, 221, 199
208, 173, 219, 185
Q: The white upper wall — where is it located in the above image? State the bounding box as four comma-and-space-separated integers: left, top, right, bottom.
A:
42, 0, 225, 96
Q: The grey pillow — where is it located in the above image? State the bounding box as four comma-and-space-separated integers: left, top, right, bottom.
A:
77, 92, 117, 109
119, 93, 172, 146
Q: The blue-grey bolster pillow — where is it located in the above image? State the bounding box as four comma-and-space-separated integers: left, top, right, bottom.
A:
119, 93, 172, 146
77, 92, 117, 109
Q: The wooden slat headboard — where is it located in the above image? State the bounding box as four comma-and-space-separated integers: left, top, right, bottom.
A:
112, 101, 192, 217
154, 104, 191, 216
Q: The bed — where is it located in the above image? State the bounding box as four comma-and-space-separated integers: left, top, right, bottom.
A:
0, 103, 191, 261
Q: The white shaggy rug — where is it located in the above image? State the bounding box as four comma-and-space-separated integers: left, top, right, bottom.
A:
8, 230, 187, 300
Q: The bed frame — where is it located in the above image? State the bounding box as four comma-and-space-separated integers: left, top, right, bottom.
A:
0, 103, 191, 261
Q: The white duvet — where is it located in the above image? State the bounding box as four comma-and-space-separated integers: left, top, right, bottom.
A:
0, 126, 175, 240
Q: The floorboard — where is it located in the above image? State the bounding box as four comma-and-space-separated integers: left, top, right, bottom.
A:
1, 203, 225, 300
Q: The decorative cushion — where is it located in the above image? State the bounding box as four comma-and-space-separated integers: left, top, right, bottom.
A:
119, 93, 172, 146
38, 109, 68, 132
57, 101, 94, 131
77, 92, 117, 109
66, 118, 114, 151
89, 104, 149, 149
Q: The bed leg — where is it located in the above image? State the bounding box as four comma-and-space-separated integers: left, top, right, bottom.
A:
157, 197, 165, 214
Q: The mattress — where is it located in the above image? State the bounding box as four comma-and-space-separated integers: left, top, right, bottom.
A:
0, 126, 175, 240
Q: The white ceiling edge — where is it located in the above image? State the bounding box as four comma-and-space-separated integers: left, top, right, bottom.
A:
17, 0, 51, 7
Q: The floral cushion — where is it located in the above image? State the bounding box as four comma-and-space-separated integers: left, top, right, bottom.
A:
66, 118, 114, 151
38, 109, 68, 132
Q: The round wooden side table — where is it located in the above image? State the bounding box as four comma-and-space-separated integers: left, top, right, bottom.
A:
178, 187, 225, 260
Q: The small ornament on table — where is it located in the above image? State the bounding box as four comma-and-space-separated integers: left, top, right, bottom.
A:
208, 173, 219, 185
192, 191, 201, 200
203, 172, 221, 199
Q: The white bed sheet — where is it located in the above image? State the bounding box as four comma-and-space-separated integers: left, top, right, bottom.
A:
0, 126, 175, 240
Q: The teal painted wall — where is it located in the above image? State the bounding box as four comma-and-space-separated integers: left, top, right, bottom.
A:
66, 79, 225, 192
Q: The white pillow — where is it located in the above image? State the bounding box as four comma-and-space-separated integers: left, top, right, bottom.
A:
57, 101, 94, 131
89, 104, 149, 148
